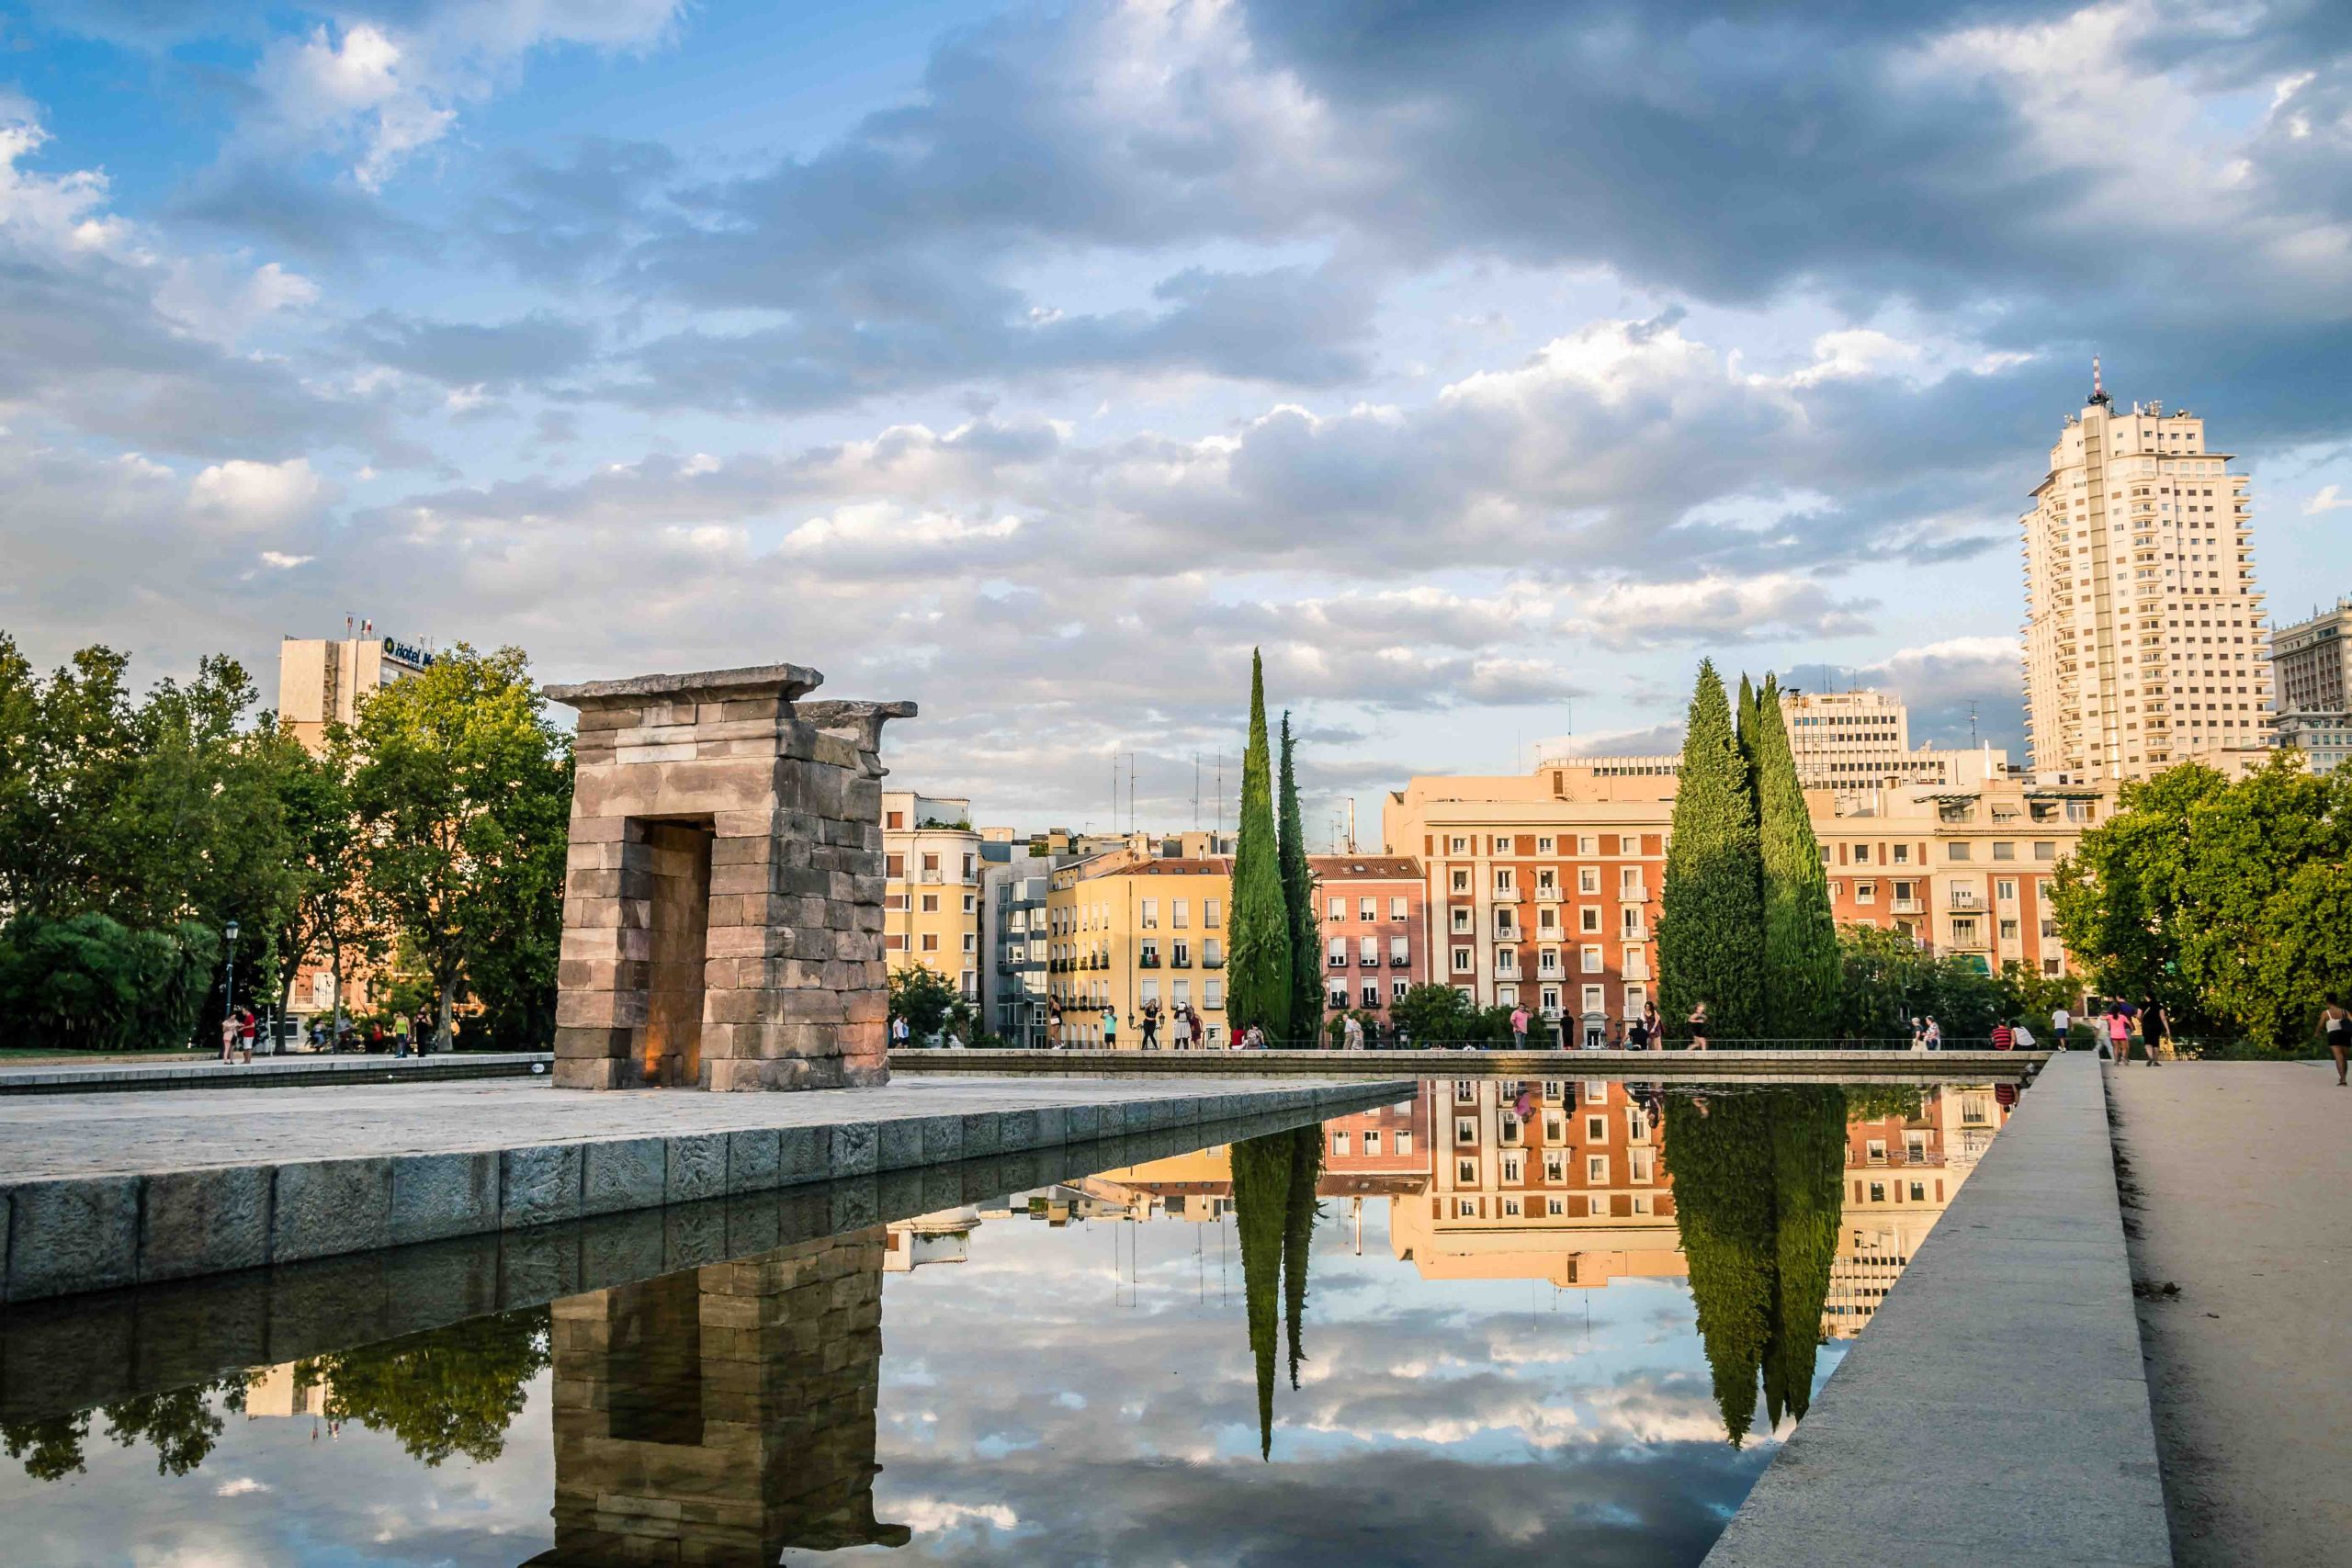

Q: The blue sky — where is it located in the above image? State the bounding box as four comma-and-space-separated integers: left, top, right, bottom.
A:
3, 0, 2349, 831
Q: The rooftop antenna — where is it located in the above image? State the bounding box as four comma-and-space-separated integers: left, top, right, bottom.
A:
2089, 355, 2111, 408
1968, 701, 1979, 747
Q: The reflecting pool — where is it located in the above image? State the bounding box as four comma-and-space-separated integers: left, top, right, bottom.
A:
0, 1078, 2018, 1566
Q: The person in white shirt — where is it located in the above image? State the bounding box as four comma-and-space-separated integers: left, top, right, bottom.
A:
2012, 1021, 2037, 1051
2051, 1006, 2072, 1048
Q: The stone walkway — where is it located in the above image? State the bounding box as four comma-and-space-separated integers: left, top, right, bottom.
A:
0, 1075, 1389, 1180
2108, 1061, 2351, 1568
1705, 1051, 2169, 1568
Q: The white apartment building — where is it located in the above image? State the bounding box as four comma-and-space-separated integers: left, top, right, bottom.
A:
277, 627, 435, 751
2021, 374, 2272, 782
2269, 599, 2350, 775
1779, 689, 2008, 786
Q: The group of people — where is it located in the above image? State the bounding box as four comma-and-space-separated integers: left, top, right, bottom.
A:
1134, 999, 1211, 1050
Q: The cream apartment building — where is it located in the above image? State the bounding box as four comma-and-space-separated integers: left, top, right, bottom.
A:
2021, 378, 2272, 782
882, 791, 982, 1002
277, 628, 435, 751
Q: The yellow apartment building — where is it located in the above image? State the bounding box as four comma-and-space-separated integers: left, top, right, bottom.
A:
277, 628, 435, 751
882, 790, 983, 1003
1046, 852, 1230, 1046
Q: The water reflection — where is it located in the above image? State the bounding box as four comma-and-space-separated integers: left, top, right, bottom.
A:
0, 1080, 2015, 1566
527, 1231, 909, 1564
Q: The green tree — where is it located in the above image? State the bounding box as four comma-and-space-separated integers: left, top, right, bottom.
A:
1227, 651, 1291, 1042
1387, 982, 1473, 1045
300, 1309, 550, 1467
1282, 1122, 1324, 1390
1659, 661, 1763, 1040
0, 912, 218, 1050
2, 1412, 91, 1481
1752, 678, 1840, 1042
350, 646, 571, 1050
1668, 1090, 1776, 1443
1278, 713, 1322, 1044
1762, 1089, 1846, 1426
263, 721, 378, 1033
888, 964, 962, 1043
2051, 755, 2352, 1046
1228, 1129, 1290, 1458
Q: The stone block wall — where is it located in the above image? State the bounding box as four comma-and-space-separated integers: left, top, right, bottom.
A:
546, 666, 913, 1092
533, 1229, 910, 1564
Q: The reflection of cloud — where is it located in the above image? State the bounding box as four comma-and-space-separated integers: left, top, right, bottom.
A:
896, 1497, 1020, 1532
212, 1475, 268, 1496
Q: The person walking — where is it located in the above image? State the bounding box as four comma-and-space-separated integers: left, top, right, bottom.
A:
1510, 1003, 1530, 1048
891, 1012, 911, 1052
2321, 1000, 2350, 1086
2105, 1006, 2132, 1063
1922, 1017, 1942, 1052
2051, 1002, 2073, 1049
1686, 1001, 1710, 1052
1047, 1003, 1064, 1050
2139, 996, 2172, 1064
393, 1013, 412, 1059
1139, 1002, 1159, 1051
1908, 1017, 1927, 1053
1102, 1005, 1118, 1049
1342, 1013, 1364, 1052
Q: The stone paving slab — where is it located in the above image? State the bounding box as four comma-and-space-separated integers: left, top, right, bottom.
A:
2109, 1061, 2351, 1568
0, 1075, 1412, 1303
1702, 1051, 2171, 1568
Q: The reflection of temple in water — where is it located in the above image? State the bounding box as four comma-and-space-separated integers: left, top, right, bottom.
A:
526, 1230, 909, 1565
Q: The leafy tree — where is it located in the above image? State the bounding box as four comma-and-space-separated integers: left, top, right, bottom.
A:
1753, 677, 1840, 1042
888, 964, 962, 1042
1, 1412, 90, 1481
1227, 651, 1291, 1042
1659, 661, 1763, 1040
102, 1382, 238, 1477
1387, 982, 1472, 1044
0, 912, 217, 1050
1278, 713, 1322, 1043
1996, 960, 2078, 1029
1762, 1089, 1846, 1427
2051, 755, 2352, 1046
301, 1309, 550, 1467
350, 646, 571, 1051
264, 722, 378, 1032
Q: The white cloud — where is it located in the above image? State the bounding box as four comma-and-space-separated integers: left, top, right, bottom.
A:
2302, 484, 2351, 514
190, 457, 326, 531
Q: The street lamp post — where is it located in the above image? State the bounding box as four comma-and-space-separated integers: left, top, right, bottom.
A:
222, 919, 241, 1060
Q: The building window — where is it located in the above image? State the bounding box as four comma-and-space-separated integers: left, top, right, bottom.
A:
1580, 943, 1603, 974
1329, 896, 1346, 921
1141, 898, 1159, 929
922, 893, 939, 912
1389, 896, 1408, 921
1455, 1120, 1476, 1147
1453, 948, 1475, 974
1586, 1156, 1610, 1184
1204, 899, 1222, 928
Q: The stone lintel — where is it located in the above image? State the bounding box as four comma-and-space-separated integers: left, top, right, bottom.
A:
544, 663, 825, 711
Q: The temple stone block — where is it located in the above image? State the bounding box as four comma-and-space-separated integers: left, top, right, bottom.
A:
544, 665, 913, 1091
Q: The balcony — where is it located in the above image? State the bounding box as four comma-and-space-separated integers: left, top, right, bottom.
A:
1171, 954, 1192, 969
1890, 897, 1924, 915
1947, 891, 1985, 912
1618, 884, 1648, 903
1138, 955, 1160, 970
1491, 887, 1522, 904
1534, 886, 1563, 903
919, 869, 943, 884
1204, 954, 1225, 969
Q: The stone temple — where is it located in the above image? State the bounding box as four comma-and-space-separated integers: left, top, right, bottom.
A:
545, 664, 913, 1091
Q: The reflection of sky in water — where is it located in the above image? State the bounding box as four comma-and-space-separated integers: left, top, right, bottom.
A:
0, 1172, 1855, 1567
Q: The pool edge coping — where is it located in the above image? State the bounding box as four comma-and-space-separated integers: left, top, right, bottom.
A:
1700, 1049, 2171, 1567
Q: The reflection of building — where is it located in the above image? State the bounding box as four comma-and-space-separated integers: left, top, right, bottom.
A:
884, 1208, 978, 1272
1825, 1087, 2011, 1337
243, 1362, 328, 1418
883, 791, 983, 1004
1321, 1100, 1429, 1179
529, 1231, 909, 1565
2020, 380, 2273, 782
1399, 1078, 1682, 1288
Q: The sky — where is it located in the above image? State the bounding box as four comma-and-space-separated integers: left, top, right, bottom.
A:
3, 0, 2350, 836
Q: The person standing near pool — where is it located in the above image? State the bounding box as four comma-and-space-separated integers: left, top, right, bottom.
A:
1510, 1003, 1530, 1048
1686, 1001, 1709, 1052
1102, 1004, 1117, 1049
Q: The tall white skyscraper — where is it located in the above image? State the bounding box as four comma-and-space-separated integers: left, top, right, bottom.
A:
2020, 367, 2271, 782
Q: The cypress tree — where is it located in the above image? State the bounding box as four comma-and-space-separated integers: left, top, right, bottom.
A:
1753, 675, 1842, 1042
1762, 1087, 1847, 1427
1668, 1091, 1776, 1445
1278, 714, 1321, 1044
1229, 1130, 1292, 1459
1282, 1122, 1324, 1389
1228, 651, 1291, 1042
1659, 660, 1764, 1040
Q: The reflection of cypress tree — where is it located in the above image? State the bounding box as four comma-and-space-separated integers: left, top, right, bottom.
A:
1667, 1093, 1776, 1446
1763, 1088, 1847, 1427
1282, 1123, 1324, 1390
1671, 1089, 1852, 1444
1228, 1131, 1291, 1460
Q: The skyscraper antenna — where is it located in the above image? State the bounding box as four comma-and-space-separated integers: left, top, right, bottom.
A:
2089, 355, 2110, 407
